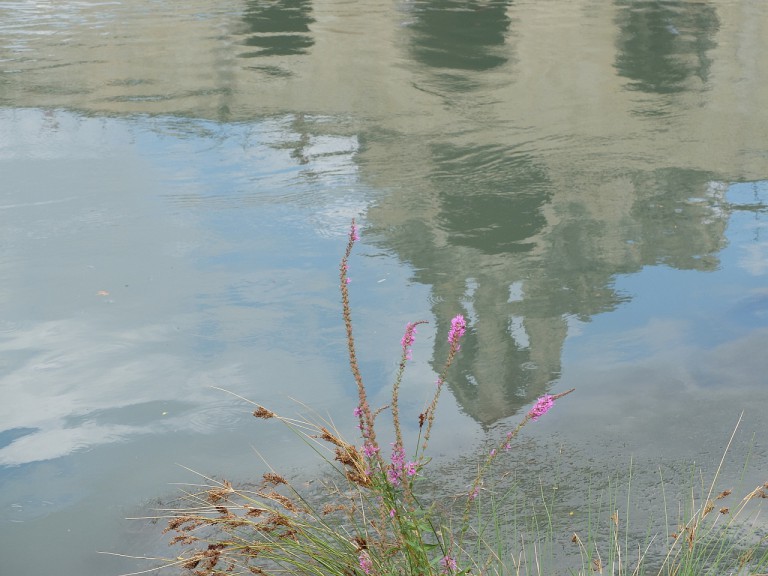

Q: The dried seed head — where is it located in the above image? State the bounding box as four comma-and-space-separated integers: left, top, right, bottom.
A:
262, 472, 288, 486
716, 489, 732, 499
265, 513, 292, 528
345, 469, 372, 487
182, 555, 203, 570
169, 534, 199, 546
253, 406, 275, 419
352, 536, 368, 551
322, 503, 345, 515
747, 487, 768, 500
320, 427, 346, 448
215, 506, 230, 517
165, 516, 204, 534
262, 490, 301, 513
207, 480, 234, 503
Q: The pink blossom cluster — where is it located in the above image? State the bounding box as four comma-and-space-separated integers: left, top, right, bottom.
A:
447, 314, 467, 349
401, 322, 419, 360
387, 443, 418, 487
440, 555, 458, 573
528, 394, 554, 421
503, 430, 513, 451
358, 551, 372, 575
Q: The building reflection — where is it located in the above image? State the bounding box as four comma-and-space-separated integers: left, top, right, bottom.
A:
366, 146, 728, 425
240, 0, 315, 58
407, 0, 512, 73
614, 0, 719, 94
3, 0, 761, 427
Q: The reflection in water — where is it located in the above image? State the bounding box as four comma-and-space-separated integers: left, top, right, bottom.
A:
614, 0, 719, 94
368, 152, 731, 425
407, 0, 512, 77
240, 0, 314, 59
435, 145, 550, 254
2, 2, 768, 574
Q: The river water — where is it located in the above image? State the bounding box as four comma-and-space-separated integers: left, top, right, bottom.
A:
1, 1, 767, 574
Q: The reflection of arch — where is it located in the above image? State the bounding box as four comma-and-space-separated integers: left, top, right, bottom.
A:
367, 145, 563, 426
408, 0, 512, 72
429, 285, 568, 427
366, 139, 731, 426
614, 0, 719, 94
240, 0, 315, 58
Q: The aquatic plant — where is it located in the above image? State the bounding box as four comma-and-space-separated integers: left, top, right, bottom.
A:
118, 220, 767, 576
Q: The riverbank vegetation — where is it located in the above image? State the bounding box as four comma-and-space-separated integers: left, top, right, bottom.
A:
128, 221, 767, 576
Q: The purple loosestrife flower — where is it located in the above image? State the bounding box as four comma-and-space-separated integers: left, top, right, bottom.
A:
387, 443, 407, 486
528, 394, 554, 421
440, 555, 458, 573
353, 406, 363, 418
362, 443, 379, 458
351, 224, 360, 242
401, 322, 419, 360
358, 551, 372, 575
404, 460, 418, 477
447, 314, 467, 349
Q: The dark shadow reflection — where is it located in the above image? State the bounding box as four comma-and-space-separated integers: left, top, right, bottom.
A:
240, 0, 315, 59
367, 151, 729, 425
614, 0, 719, 94
407, 0, 513, 81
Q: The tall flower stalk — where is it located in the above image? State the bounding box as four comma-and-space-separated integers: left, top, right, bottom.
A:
419, 314, 467, 456
145, 219, 587, 576
340, 219, 384, 470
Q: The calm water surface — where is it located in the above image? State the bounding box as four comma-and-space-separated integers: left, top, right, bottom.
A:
2, 0, 768, 574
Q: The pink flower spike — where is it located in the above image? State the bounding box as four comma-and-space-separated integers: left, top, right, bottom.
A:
401, 322, 418, 360
528, 394, 555, 421
353, 406, 363, 417
351, 223, 360, 242
358, 551, 372, 575
448, 314, 467, 348
440, 555, 458, 573
389, 508, 395, 518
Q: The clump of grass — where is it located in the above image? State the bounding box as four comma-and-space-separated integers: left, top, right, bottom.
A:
567, 415, 768, 576
117, 220, 571, 576
115, 220, 766, 576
